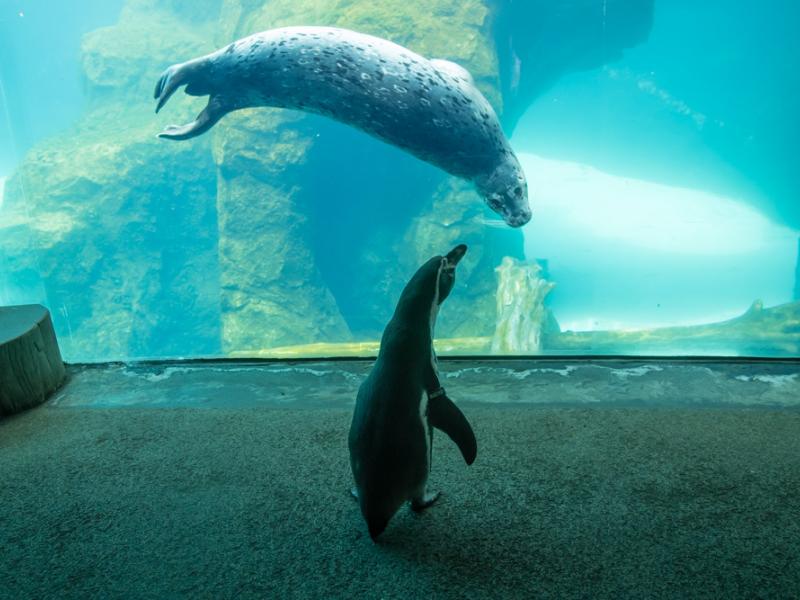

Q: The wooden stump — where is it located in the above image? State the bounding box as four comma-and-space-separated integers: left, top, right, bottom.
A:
0, 305, 66, 416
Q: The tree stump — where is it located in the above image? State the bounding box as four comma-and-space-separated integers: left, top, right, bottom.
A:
0, 305, 66, 416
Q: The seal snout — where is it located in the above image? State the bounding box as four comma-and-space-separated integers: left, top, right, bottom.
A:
506, 209, 532, 228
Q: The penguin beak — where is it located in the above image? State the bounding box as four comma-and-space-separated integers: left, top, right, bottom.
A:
445, 244, 467, 266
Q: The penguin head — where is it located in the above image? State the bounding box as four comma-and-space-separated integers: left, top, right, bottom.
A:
394, 244, 468, 321
436, 244, 467, 305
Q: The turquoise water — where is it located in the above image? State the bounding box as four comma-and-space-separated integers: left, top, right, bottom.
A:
0, 1, 798, 361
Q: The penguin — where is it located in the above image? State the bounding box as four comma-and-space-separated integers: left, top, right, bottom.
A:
348, 243, 478, 540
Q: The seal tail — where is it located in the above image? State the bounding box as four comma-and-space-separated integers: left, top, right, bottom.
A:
157, 95, 227, 141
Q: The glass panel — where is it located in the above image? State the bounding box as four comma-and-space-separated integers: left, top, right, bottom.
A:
1, 1, 797, 362
1, 38, 49, 325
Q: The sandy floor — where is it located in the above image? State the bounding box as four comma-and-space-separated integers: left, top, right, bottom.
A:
1, 359, 799, 599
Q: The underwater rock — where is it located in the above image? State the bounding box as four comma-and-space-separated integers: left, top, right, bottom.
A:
205, 0, 650, 347
124, 0, 224, 21
491, 257, 556, 354
398, 179, 525, 339
0, 4, 224, 360
0, 113, 222, 360
545, 300, 800, 356
212, 110, 352, 351
81, 4, 215, 99
210, 0, 511, 345
493, 0, 655, 130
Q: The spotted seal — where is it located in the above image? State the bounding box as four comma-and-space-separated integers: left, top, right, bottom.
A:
154, 26, 531, 227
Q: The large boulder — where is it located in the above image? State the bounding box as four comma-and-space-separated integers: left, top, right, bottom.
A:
493, 0, 655, 130
208, 0, 513, 349
0, 9, 221, 361
211, 109, 352, 350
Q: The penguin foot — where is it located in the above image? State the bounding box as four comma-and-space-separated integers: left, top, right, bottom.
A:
411, 491, 441, 512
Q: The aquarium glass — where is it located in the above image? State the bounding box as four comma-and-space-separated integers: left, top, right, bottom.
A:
1, 0, 798, 362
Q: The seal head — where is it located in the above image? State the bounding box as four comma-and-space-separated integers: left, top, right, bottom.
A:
474, 155, 531, 228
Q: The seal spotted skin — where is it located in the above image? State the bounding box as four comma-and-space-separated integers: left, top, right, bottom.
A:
154, 26, 531, 227
348, 244, 478, 540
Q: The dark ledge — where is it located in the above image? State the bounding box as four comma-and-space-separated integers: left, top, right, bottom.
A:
0, 304, 66, 416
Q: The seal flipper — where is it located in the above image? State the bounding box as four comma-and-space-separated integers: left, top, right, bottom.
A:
185, 80, 210, 97
155, 58, 210, 112
157, 95, 227, 141
427, 392, 477, 465
154, 64, 186, 113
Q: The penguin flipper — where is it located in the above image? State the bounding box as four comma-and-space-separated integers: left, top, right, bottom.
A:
428, 393, 477, 465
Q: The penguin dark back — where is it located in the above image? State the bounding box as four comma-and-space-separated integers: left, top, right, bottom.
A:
348, 243, 477, 540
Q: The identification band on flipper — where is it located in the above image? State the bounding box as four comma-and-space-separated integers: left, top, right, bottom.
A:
428, 387, 447, 400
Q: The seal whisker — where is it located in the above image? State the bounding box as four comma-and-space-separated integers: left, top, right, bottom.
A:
478, 218, 508, 229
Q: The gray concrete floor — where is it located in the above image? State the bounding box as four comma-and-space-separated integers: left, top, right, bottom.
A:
1, 359, 799, 599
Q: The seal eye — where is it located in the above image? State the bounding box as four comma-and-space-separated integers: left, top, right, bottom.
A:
487, 195, 502, 210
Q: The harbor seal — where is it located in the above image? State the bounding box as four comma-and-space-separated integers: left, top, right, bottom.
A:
349, 243, 477, 540
153, 26, 531, 227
